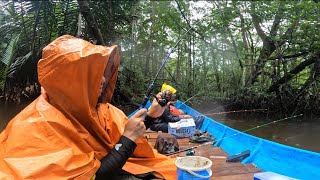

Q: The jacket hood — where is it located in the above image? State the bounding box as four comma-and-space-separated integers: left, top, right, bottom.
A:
38, 35, 120, 144
38, 35, 120, 107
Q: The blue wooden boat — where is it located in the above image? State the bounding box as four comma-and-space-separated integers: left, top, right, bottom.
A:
132, 100, 320, 179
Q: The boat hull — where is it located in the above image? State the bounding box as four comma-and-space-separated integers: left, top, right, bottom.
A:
174, 100, 320, 180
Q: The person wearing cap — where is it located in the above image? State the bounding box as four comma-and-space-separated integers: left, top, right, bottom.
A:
149, 83, 203, 132
0, 35, 176, 180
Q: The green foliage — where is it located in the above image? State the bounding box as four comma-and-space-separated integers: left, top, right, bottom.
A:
0, 0, 320, 115
0, 33, 20, 91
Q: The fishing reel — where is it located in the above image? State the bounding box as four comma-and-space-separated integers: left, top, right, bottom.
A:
157, 90, 173, 107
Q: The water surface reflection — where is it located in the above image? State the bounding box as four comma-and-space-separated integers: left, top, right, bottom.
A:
208, 112, 320, 153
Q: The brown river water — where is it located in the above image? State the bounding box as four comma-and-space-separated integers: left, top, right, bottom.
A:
1, 100, 320, 153
192, 100, 320, 153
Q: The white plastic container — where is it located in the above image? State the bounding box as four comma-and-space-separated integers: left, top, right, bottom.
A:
168, 118, 195, 138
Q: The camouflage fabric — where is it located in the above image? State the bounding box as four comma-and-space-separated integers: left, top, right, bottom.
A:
189, 130, 216, 143
154, 134, 179, 154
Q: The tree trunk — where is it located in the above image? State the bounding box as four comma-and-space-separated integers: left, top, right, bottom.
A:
77, 0, 105, 45
175, 28, 181, 82
105, 0, 116, 43
239, 12, 250, 86
187, 35, 192, 97
248, 2, 285, 85
201, 44, 207, 91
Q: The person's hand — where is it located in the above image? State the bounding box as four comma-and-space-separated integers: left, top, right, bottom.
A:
123, 109, 147, 142
147, 92, 169, 118
179, 114, 192, 119
169, 100, 177, 105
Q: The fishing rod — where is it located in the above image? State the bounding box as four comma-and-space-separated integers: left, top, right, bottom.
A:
166, 114, 303, 156
166, 141, 214, 156
140, 27, 194, 108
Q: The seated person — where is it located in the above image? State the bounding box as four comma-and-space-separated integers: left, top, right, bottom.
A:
0, 35, 176, 180
149, 83, 204, 132
169, 94, 184, 115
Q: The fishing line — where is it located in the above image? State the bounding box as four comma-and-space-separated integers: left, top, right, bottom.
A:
166, 114, 303, 156
203, 109, 268, 116
239, 114, 303, 134
174, 91, 204, 109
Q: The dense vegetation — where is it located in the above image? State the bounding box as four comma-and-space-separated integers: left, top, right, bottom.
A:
0, 1, 319, 116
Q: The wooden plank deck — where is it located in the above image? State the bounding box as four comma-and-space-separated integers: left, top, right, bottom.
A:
145, 132, 262, 180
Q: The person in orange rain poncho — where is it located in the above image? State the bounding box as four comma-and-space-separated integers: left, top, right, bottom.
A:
0, 35, 177, 180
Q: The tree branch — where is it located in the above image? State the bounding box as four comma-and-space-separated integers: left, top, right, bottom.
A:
250, 2, 268, 43
268, 51, 309, 60
270, 6, 284, 37
174, 0, 208, 43
278, 25, 294, 46
268, 52, 320, 92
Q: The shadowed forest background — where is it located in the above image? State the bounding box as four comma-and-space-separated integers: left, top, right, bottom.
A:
1, 0, 320, 118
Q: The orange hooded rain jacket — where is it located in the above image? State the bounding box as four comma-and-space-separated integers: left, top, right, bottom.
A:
0, 35, 176, 180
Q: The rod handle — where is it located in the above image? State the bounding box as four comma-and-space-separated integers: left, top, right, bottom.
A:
140, 83, 154, 108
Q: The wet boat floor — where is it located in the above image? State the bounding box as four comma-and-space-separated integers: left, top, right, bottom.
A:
145, 132, 262, 180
